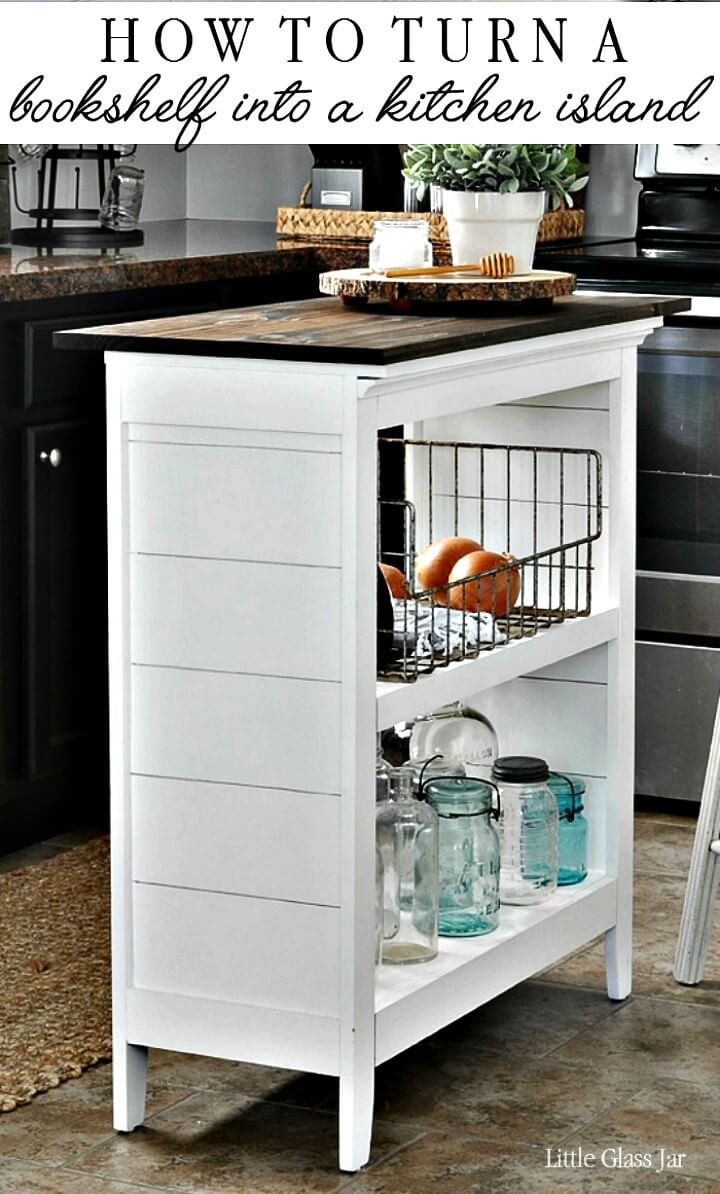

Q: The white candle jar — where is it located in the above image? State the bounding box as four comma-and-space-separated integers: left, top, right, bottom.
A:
369, 219, 433, 271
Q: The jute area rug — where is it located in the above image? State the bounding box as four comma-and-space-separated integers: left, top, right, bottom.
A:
0, 836, 111, 1111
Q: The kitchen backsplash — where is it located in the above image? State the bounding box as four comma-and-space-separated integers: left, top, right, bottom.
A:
0, 145, 640, 240
186, 145, 313, 221
9, 145, 186, 230
585, 145, 641, 239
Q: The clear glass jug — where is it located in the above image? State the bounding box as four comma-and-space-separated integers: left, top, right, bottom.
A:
409, 702, 498, 780
377, 735, 393, 803
493, 756, 558, 905
375, 846, 385, 965
376, 737, 398, 937
376, 769, 439, 963
548, 773, 588, 886
424, 776, 501, 937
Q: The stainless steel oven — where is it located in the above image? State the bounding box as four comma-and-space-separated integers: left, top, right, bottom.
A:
636, 318, 720, 801
535, 143, 720, 801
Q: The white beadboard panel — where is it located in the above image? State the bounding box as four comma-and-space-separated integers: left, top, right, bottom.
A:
131, 776, 341, 906
524, 643, 608, 686
418, 405, 609, 505
455, 446, 602, 511
131, 554, 341, 682
132, 883, 340, 1018
129, 424, 342, 454
509, 382, 610, 412
131, 667, 341, 794
128, 441, 341, 566
127, 989, 340, 1076
407, 440, 604, 515
430, 495, 603, 555
480, 675, 608, 778
119, 360, 344, 435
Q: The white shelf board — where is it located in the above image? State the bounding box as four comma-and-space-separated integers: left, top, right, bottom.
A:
376, 607, 619, 730
374, 872, 616, 1065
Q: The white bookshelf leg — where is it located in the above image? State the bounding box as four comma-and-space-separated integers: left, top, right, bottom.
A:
604, 923, 632, 1001
113, 1042, 148, 1131
604, 350, 637, 1003
107, 396, 148, 1128
338, 1062, 375, 1172
337, 387, 378, 1173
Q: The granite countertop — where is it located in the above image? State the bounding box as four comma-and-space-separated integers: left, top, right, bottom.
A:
57, 294, 690, 367
0, 219, 330, 304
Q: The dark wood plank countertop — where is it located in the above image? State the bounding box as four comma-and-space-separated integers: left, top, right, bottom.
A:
57, 294, 690, 367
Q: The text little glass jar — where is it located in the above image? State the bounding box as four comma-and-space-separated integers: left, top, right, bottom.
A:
424, 776, 501, 937
548, 773, 588, 886
493, 755, 558, 905
369, 219, 433, 271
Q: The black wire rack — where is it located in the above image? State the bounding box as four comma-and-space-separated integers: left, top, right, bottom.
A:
2, 145, 142, 248
378, 437, 603, 683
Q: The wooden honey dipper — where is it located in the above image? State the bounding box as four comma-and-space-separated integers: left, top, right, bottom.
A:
477, 251, 515, 279
383, 252, 516, 280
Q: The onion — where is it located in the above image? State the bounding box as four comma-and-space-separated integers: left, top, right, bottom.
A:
416, 537, 482, 596
447, 550, 521, 617
379, 562, 410, 600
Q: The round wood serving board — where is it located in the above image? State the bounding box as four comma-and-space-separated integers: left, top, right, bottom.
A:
319, 267, 576, 306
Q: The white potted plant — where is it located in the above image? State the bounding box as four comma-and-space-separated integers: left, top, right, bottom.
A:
403, 145, 589, 271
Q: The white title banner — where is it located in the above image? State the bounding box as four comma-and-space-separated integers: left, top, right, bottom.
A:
0, 2, 718, 147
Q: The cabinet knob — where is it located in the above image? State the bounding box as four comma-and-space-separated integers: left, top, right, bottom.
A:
39, 448, 62, 468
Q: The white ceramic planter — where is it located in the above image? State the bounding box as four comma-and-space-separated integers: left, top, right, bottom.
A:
442, 190, 546, 272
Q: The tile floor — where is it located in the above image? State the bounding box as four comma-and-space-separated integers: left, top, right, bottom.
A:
1, 808, 719, 1192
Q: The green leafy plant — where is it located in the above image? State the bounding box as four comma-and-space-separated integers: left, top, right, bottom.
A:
403, 145, 589, 210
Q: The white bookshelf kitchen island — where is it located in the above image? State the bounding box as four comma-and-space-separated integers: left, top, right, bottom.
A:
60, 293, 685, 1173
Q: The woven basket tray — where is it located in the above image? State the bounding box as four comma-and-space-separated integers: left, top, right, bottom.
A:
276, 205, 584, 246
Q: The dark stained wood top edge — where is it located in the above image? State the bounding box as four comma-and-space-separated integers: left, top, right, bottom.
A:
56, 295, 691, 367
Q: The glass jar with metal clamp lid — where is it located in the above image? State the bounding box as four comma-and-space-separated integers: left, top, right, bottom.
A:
410, 701, 498, 780
493, 756, 559, 905
547, 773, 588, 886
423, 774, 501, 937
401, 753, 466, 796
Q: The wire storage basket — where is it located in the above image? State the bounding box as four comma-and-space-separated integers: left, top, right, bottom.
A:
378, 438, 603, 683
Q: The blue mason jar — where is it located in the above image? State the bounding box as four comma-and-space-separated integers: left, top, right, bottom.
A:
423, 776, 500, 937
548, 773, 588, 886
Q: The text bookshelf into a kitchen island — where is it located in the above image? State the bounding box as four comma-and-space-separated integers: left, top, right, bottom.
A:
59, 293, 687, 1173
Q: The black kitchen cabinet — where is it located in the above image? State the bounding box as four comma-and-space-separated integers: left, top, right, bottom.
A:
0, 266, 318, 852
26, 419, 107, 784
